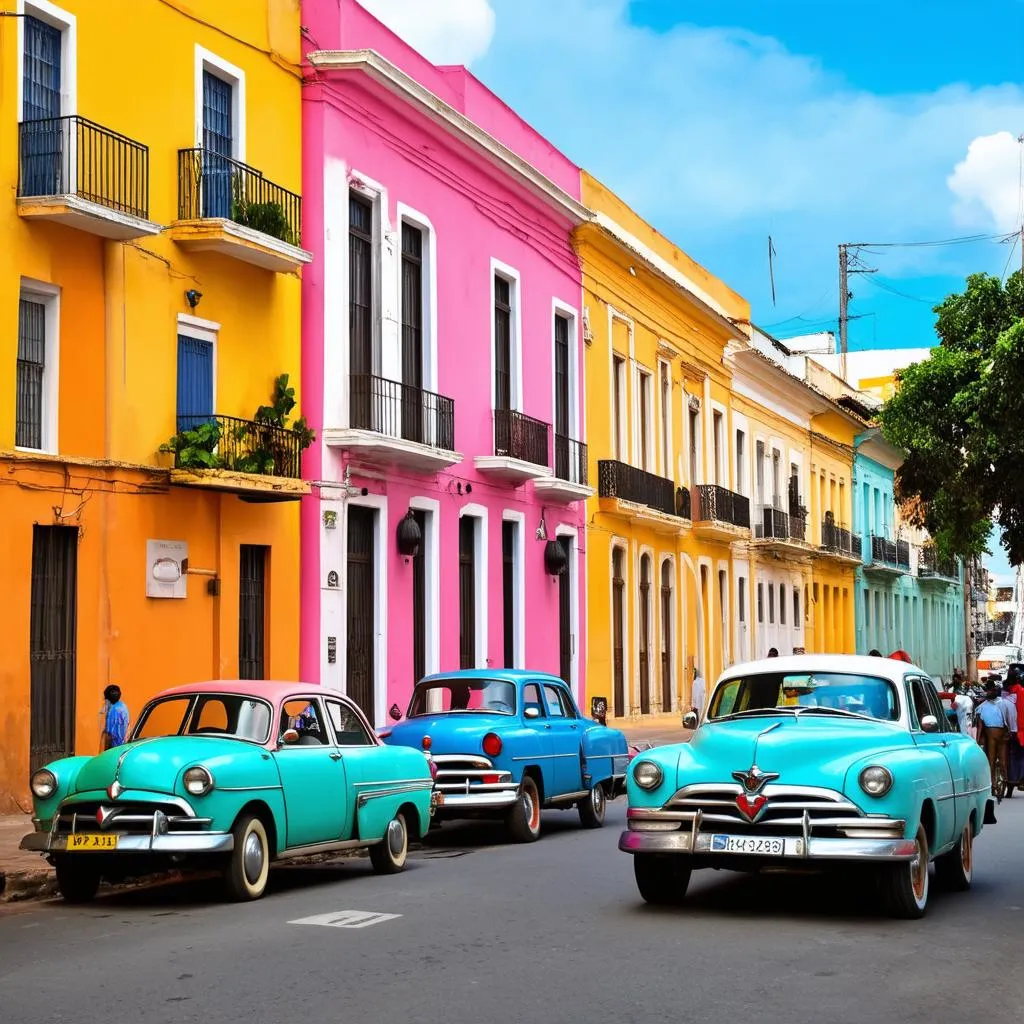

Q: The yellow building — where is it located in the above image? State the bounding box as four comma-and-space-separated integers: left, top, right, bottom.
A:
0, 0, 310, 808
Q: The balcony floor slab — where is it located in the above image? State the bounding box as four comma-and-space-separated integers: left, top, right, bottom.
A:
169, 468, 309, 501
532, 476, 595, 503
474, 455, 549, 485
324, 428, 461, 473
597, 496, 689, 535
168, 219, 313, 273
18, 195, 161, 240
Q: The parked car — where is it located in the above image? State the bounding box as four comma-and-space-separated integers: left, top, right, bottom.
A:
976, 645, 1023, 682
21, 682, 438, 903
619, 655, 995, 919
380, 670, 629, 841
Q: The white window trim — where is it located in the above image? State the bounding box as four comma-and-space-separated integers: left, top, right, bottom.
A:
609, 308, 633, 463
556, 524, 581, 697
634, 364, 654, 473
685, 395, 703, 488
409, 497, 441, 679
17, 0, 77, 118
396, 203, 438, 394
659, 554, 676, 712
551, 299, 580, 443
710, 400, 727, 487
16, 278, 60, 455
657, 358, 673, 480
176, 313, 219, 415
610, 538, 629, 715
194, 45, 246, 160
490, 259, 523, 414
502, 510, 526, 670
460, 504, 489, 669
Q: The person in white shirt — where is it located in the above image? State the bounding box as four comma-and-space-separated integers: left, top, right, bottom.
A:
690, 668, 706, 723
951, 691, 974, 736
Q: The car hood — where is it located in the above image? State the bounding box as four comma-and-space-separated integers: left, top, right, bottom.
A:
386, 714, 511, 755
72, 736, 257, 796
683, 715, 911, 788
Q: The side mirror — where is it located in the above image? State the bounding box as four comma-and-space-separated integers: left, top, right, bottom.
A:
389, 704, 403, 722
920, 715, 939, 733
683, 711, 698, 730
524, 707, 540, 719
280, 728, 300, 746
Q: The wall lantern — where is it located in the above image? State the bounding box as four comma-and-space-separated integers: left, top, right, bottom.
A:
544, 539, 568, 577
396, 509, 422, 558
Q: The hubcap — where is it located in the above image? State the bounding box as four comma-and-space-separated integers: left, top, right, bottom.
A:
525, 789, 539, 831
243, 829, 265, 885
386, 818, 405, 856
592, 786, 604, 812
910, 830, 928, 903
961, 826, 973, 877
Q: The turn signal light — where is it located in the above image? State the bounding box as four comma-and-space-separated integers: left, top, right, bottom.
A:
482, 773, 500, 784
482, 733, 502, 757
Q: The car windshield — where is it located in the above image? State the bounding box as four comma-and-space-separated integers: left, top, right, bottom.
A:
132, 694, 273, 743
407, 678, 517, 716
708, 672, 900, 722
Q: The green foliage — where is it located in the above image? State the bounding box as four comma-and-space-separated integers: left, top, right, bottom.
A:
232, 191, 296, 246
159, 420, 222, 469
880, 270, 1024, 563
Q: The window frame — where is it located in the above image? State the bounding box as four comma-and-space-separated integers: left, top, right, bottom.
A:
396, 204, 438, 395
17, 0, 76, 119
194, 45, 245, 160
490, 259, 523, 414
16, 279, 60, 454
324, 697, 377, 747
552, 300, 580, 445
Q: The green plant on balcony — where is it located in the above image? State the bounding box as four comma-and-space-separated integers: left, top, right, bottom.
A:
231, 179, 296, 246
233, 373, 315, 478
159, 420, 223, 469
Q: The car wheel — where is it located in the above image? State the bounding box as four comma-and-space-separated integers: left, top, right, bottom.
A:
880, 822, 930, 918
54, 857, 101, 904
633, 854, 691, 907
577, 782, 607, 829
935, 822, 973, 892
369, 812, 409, 874
505, 775, 542, 843
224, 813, 271, 902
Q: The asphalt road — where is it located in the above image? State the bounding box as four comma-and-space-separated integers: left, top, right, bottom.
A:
2, 797, 1023, 1024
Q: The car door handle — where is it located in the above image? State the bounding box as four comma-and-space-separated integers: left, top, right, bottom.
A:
329, 752, 342, 761
569, 724, 578, 730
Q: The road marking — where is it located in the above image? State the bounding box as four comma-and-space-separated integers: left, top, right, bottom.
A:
289, 910, 402, 929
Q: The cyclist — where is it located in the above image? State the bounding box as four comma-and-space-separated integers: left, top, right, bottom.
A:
977, 681, 1014, 790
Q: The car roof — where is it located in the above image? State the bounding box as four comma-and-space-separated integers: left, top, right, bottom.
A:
150, 681, 350, 705
716, 654, 924, 685
418, 669, 567, 685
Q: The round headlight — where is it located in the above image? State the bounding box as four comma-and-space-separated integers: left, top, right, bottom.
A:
859, 765, 893, 797
633, 760, 663, 791
183, 766, 214, 796
30, 768, 57, 800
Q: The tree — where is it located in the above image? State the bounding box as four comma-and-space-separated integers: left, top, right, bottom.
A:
879, 269, 1024, 563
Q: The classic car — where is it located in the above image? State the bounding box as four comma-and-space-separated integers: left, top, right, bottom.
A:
618, 655, 996, 919
380, 670, 630, 842
20, 681, 437, 903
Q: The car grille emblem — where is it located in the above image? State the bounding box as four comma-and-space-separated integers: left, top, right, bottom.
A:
732, 764, 779, 823
95, 806, 115, 829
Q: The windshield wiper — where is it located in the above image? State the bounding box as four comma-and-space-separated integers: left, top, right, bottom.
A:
715, 707, 798, 722
793, 706, 874, 721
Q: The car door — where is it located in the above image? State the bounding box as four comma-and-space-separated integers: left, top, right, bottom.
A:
519, 681, 555, 792
541, 682, 583, 795
920, 678, 979, 838
906, 675, 956, 851
273, 696, 348, 848
324, 698, 376, 839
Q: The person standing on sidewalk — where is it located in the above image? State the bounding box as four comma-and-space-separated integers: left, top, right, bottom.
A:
690, 667, 706, 721
101, 686, 130, 750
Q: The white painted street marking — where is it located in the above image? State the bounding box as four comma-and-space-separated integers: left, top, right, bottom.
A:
288, 910, 402, 929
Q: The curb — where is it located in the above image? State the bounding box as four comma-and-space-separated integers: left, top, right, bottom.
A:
0, 868, 58, 903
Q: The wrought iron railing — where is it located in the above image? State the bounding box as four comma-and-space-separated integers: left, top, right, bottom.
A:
755, 505, 807, 543
349, 374, 455, 451
918, 545, 958, 580
177, 148, 302, 246
820, 520, 861, 558
175, 414, 303, 478
597, 460, 685, 519
494, 408, 549, 467
18, 115, 149, 218
554, 434, 588, 486
694, 485, 750, 529
869, 535, 911, 571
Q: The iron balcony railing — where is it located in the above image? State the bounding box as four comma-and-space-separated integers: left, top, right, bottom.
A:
870, 534, 911, 571
694, 484, 751, 529
820, 520, 862, 558
18, 115, 149, 219
919, 545, 959, 580
554, 434, 588, 486
755, 505, 807, 543
597, 459, 688, 520
349, 373, 455, 451
177, 148, 302, 246
175, 414, 303, 478
494, 408, 549, 468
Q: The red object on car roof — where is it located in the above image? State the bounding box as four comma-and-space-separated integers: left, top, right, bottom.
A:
888, 649, 912, 663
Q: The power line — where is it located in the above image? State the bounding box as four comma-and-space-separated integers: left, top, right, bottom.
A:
864, 276, 938, 305
852, 232, 1008, 250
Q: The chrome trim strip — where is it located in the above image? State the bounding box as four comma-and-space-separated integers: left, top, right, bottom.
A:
618, 830, 918, 860
355, 782, 433, 806
276, 838, 380, 858
352, 778, 433, 788
511, 753, 581, 761
216, 785, 283, 793
434, 791, 519, 808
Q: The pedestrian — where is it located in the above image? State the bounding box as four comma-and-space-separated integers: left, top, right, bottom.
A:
951, 688, 975, 736
868, 649, 883, 657
1003, 669, 1024, 789
767, 647, 779, 658
101, 685, 130, 750
976, 682, 1013, 787
690, 666, 706, 721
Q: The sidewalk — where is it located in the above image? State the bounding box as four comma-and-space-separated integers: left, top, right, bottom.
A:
0, 814, 56, 902
619, 712, 694, 749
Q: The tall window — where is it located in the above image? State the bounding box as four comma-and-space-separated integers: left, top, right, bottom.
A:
768, 583, 775, 624
502, 520, 517, 669
202, 70, 234, 218
459, 517, 477, 670
660, 561, 672, 710
712, 411, 724, 485
21, 15, 63, 198
735, 430, 746, 495
780, 584, 787, 626
757, 582, 764, 624
660, 363, 671, 478
349, 192, 374, 428
16, 297, 47, 449
688, 406, 700, 485
554, 314, 571, 479
176, 333, 214, 431
239, 545, 267, 680
494, 275, 512, 412
755, 440, 765, 506
612, 355, 625, 460
638, 554, 652, 714
400, 223, 424, 442
638, 370, 652, 470
772, 449, 781, 507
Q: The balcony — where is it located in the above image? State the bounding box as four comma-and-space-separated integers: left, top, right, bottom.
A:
692, 484, 750, 541
323, 374, 460, 473
167, 414, 310, 501
533, 435, 594, 502
474, 408, 550, 484
17, 116, 160, 239
865, 534, 911, 576
597, 460, 690, 535
918, 545, 960, 585
169, 149, 313, 273
751, 504, 810, 557
815, 520, 863, 566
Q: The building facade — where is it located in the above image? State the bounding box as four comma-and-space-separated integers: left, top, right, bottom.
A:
299, 0, 589, 726
0, 0, 309, 809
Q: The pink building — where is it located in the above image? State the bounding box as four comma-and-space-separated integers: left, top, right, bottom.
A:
299, 0, 591, 726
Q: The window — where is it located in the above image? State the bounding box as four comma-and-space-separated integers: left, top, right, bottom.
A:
522, 682, 544, 717
459, 516, 477, 670
201, 70, 233, 217
494, 275, 512, 412
772, 449, 781, 507
238, 544, 267, 680
543, 684, 567, 718
738, 577, 746, 623
780, 584, 787, 625
712, 410, 724, 485
793, 588, 800, 626
349, 193, 374, 430
638, 369, 652, 470
757, 582, 764, 623
556, 687, 578, 718
768, 584, 775, 624
176, 329, 214, 432
22, 15, 62, 121
688, 406, 700, 485
660, 362, 671, 478
501, 518, 522, 669
400, 223, 424, 393
280, 698, 328, 745
755, 440, 765, 505
612, 355, 625, 460
735, 430, 746, 495
554, 312, 570, 441
326, 700, 374, 746
16, 294, 49, 450
789, 463, 800, 515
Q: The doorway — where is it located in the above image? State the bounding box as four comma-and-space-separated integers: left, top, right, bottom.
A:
346, 506, 376, 724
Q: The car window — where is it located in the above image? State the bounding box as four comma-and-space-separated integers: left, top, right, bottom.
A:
189, 696, 230, 733
556, 687, 578, 719
921, 680, 953, 732
543, 684, 566, 718
133, 694, 272, 743
134, 697, 192, 739
406, 677, 517, 716
906, 677, 937, 731
522, 683, 545, 718
326, 700, 374, 746
280, 698, 329, 746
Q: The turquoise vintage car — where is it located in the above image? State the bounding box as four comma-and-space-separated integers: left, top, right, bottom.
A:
20, 681, 437, 903
619, 655, 996, 918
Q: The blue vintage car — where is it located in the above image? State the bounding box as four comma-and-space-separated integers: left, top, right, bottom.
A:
619, 655, 996, 918
381, 670, 630, 841
21, 681, 437, 903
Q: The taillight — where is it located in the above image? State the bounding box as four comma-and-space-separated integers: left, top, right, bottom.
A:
422, 735, 431, 751
482, 773, 500, 784
378, 729, 392, 739
428, 759, 437, 781
482, 733, 502, 757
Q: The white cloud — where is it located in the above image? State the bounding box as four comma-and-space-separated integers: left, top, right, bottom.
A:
358, 0, 495, 66
948, 132, 1023, 231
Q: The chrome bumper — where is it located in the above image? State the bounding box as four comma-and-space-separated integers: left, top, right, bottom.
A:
436, 789, 519, 809
20, 832, 235, 855
618, 829, 918, 861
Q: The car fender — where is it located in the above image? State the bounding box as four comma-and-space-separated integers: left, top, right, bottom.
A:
352, 745, 433, 841
580, 723, 630, 786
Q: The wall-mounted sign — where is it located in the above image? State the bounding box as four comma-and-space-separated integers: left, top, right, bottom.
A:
323, 509, 337, 530
146, 540, 187, 599
327, 570, 339, 588
327, 636, 337, 664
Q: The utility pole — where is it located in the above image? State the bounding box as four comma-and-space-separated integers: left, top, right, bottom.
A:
838, 244, 849, 383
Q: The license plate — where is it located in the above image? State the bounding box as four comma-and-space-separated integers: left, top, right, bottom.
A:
710, 834, 784, 856
67, 834, 118, 852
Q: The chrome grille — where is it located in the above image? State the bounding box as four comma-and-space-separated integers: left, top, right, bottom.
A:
431, 754, 514, 795
54, 800, 209, 836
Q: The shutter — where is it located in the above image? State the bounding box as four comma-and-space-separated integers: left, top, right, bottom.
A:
202, 71, 233, 218
176, 335, 214, 430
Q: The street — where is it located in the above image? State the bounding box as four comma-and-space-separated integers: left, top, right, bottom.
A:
2, 797, 1023, 1024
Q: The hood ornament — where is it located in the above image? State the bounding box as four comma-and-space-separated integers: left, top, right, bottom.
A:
107, 781, 123, 800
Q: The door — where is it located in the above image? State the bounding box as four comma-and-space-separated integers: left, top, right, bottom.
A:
30, 526, 77, 773
906, 675, 956, 850
660, 561, 673, 710
554, 313, 570, 477
639, 555, 652, 715
239, 545, 267, 680
275, 698, 348, 847
557, 535, 572, 685
502, 520, 516, 668
349, 193, 374, 429
542, 682, 583, 794
21, 16, 62, 198
411, 509, 426, 685
202, 70, 233, 218
176, 335, 213, 431
612, 548, 625, 718
346, 507, 376, 725
459, 516, 476, 670
400, 223, 424, 443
